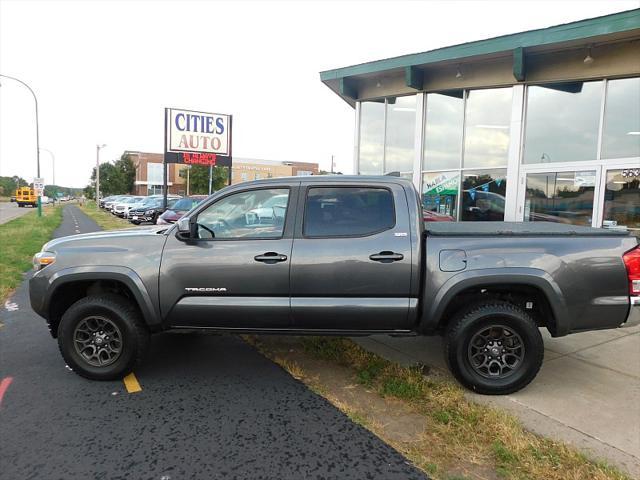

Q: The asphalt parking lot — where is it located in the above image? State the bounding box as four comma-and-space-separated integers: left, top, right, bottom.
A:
0, 206, 427, 480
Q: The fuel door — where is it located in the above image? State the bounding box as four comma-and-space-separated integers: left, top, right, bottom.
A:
439, 249, 467, 272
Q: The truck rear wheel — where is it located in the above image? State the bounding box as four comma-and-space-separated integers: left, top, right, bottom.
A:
444, 301, 543, 395
57, 294, 150, 380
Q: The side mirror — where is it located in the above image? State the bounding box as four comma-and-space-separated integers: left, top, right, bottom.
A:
176, 216, 194, 241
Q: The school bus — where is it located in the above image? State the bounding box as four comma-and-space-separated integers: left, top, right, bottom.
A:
15, 187, 38, 207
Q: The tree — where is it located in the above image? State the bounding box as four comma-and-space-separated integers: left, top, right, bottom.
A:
86, 152, 137, 197
114, 154, 136, 193
180, 165, 228, 195
0, 175, 28, 196
89, 163, 123, 196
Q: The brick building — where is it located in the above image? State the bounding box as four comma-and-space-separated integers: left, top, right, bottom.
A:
125, 151, 319, 195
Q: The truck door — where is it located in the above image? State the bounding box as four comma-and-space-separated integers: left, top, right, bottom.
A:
290, 183, 414, 330
159, 184, 297, 329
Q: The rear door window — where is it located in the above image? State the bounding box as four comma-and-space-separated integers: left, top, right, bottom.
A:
303, 187, 395, 237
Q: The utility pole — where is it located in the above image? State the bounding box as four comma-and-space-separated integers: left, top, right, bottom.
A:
186, 166, 190, 196
331, 155, 334, 174
40, 148, 55, 200
96, 144, 106, 208
208, 165, 213, 195
0, 74, 41, 216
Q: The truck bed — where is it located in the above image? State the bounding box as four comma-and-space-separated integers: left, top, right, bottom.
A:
425, 221, 630, 237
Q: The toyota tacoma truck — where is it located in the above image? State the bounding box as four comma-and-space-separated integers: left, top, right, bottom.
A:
29, 176, 640, 394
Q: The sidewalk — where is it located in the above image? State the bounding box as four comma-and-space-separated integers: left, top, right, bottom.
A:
355, 324, 640, 477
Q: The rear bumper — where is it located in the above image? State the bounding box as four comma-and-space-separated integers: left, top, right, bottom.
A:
621, 297, 640, 328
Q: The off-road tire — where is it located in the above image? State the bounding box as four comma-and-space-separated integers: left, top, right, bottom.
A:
58, 294, 150, 380
444, 300, 544, 395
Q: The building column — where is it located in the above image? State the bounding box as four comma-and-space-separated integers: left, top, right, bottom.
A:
353, 102, 361, 175
504, 84, 525, 222
412, 93, 425, 192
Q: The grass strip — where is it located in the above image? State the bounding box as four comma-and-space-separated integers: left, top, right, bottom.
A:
77, 201, 131, 231
0, 206, 63, 302
251, 336, 630, 480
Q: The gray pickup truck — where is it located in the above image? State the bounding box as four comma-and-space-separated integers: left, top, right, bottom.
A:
29, 176, 640, 394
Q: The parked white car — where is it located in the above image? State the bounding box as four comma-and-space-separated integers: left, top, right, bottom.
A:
112, 196, 146, 217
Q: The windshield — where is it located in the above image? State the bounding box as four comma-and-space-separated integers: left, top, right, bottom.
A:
172, 198, 200, 211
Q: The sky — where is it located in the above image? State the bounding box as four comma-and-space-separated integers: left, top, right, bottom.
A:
0, 0, 638, 188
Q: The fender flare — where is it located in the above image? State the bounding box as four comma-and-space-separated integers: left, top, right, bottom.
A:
425, 267, 570, 336
45, 266, 161, 329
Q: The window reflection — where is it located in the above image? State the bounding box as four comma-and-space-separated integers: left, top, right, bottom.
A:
385, 95, 416, 173
422, 171, 459, 220
602, 78, 640, 159
524, 171, 596, 226
463, 88, 512, 168
603, 168, 640, 236
524, 82, 602, 164
359, 100, 385, 175
424, 92, 463, 170
461, 170, 507, 221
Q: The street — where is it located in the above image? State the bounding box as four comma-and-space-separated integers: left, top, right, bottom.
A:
0, 201, 41, 225
0, 206, 427, 480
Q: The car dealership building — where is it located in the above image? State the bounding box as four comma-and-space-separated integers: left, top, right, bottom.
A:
321, 9, 640, 233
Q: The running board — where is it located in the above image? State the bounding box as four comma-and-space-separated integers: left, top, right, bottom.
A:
168, 326, 417, 337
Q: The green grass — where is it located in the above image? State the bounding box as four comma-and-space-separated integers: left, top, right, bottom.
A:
300, 337, 632, 480
0, 206, 63, 302
78, 201, 132, 231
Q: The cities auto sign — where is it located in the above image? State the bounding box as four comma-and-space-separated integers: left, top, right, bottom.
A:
166, 108, 231, 156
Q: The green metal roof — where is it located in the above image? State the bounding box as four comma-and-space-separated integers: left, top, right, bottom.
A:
320, 9, 640, 81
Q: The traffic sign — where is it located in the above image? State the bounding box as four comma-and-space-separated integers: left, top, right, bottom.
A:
34, 177, 45, 196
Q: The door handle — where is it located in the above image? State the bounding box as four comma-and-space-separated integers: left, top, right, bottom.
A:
369, 251, 404, 263
254, 252, 288, 263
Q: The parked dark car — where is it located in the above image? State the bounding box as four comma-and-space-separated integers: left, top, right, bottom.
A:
29, 177, 639, 395
128, 197, 179, 225
156, 196, 207, 224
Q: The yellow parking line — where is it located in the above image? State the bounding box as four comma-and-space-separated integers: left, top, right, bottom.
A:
123, 372, 142, 393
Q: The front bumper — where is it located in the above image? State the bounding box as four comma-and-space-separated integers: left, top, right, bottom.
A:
621, 297, 640, 328
129, 214, 155, 222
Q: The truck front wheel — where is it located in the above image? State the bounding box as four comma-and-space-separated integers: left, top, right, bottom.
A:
57, 294, 150, 380
444, 301, 544, 395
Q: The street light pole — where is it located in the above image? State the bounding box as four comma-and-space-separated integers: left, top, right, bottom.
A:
0, 73, 41, 217
96, 144, 106, 209
40, 148, 55, 200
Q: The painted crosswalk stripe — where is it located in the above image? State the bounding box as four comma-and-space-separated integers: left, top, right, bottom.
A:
123, 373, 142, 393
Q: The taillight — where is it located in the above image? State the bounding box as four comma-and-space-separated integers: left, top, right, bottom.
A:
623, 247, 640, 296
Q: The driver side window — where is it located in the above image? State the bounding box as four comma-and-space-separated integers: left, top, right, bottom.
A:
196, 188, 289, 239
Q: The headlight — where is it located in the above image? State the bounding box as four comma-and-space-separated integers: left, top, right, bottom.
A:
145, 209, 155, 215
33, 251, 56, 271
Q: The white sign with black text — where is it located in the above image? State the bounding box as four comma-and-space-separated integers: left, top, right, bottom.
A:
166, 108, 231, 156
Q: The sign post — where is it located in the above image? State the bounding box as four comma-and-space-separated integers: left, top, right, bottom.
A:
34, 177, 44, 216
163, 108, 233, 208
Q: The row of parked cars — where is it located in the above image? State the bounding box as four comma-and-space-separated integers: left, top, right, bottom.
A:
99, 194, 207, 225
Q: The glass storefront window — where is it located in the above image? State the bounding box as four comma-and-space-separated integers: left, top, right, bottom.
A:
603, 168, 640, 236
602, 78, 640, 160
524, 81, 602, 164
424, 92, 464, 170
358, 100, 385, 175
463, 88, 512, 168
385, 95, 416, 173
461, 169, 507, 221
422, 171, 459, 220
524, 170, 596, 226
